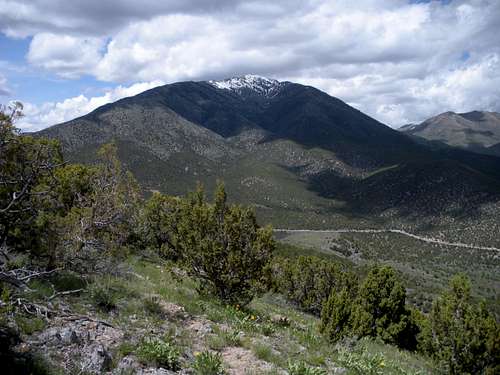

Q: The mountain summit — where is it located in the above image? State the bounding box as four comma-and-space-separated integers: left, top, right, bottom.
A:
209, 75, 286, 98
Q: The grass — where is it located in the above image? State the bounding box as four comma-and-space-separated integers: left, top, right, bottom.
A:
136, 336, 181, 370
20, 254, 438, 374
207, 326, 242, 350
334, 338, 435, 375
133, 258, 436, 373
143, 295, 164, 316
15, 315, 46, 335
288, 360, 327, 375
252, 342, 276, 363
193, 351, 226, 375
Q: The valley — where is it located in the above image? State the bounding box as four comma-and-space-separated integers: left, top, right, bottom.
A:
275, 229, 500, 317
37, 76, 500, 247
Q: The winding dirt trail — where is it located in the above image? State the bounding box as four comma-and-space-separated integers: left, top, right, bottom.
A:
274, 228, 500, 252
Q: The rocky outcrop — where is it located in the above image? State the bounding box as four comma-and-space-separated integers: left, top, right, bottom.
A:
30, 317, 122, 374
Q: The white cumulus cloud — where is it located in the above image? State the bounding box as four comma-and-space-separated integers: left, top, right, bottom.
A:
27, 33, 106, 78
0, 74, 10, 96
2, 0, 500, 128
17, 80, 164, 131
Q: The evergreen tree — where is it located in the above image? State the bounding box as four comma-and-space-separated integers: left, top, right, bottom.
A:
320, 287, 352, 343
0, 102, 62, 262
138, 192, 183, 260
418, 274, 500, 374
350, 266, 417, 349
55, 143, 140, 275
144, 182, 275, 305
271, 255, 357, 315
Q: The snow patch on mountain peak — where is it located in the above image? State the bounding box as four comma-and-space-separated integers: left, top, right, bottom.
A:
209, 75, 285, 97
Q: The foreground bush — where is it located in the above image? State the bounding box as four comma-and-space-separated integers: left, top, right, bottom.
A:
418, 274, 500, 374
350, 266, 418, 350
271, 255, 357, 315
193, 351, 226, 375
0, 102, 62, 262
288, 360, 327, 375
137, 337, 181, 370
142, 183, 275, 306
137, 192, 183, 260
53, 144, 140, 276
321, 266, 418, 350
319, 287, 352, 343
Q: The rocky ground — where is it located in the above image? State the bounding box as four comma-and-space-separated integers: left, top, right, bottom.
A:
7, 258, 435, 374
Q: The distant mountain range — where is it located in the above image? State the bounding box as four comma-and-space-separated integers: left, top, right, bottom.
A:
37, 75, 500, 231
399, 111, 500, 156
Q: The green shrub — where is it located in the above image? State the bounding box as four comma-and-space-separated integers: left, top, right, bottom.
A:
320, 287, 352, 343
287, 361, 327, 375
137, 337, 181, 370
117, 341, 135, 358
350, 266, 418, 350
193, 351, 226, 375
418, 274, 500, 374
0, 103, 63, 262
51, 272, 86, 292
88, 282, 118, 311
208, 328, 241, 350
320, 265, 418, 350
234, 314, 260, 333
260, 322, 276, 336
15, 316, 46, 335
146, 183, 275, 306
143, 295, 163, 316
335, 348, 387, 375
136, 192, 184, 260
253, 343, 273, 362
271, 255, 357, 315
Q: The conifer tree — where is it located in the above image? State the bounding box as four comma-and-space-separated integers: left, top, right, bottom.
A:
418, 274, 500, 374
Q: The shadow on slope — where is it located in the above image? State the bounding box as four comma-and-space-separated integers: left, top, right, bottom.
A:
306, 159, 500, 218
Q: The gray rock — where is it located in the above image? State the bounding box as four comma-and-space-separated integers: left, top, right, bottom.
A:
113, 355, 141, 374
85, 343, 113, 373
333, 367, 348, 375
33, 317, 124, 374
60, 328, 80, 345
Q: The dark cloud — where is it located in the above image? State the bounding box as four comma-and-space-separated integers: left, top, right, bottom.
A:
0, 0, 307, 36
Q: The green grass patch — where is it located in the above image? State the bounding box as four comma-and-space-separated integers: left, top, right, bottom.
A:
193, 351, 226, 375
136, 337, 181, 370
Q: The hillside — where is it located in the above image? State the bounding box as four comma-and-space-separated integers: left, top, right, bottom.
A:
487, 142, 500, 156
3, 109, 499, 375
37, 76, 500, 237
400, 111, 500, 154
3, 255, 438, 375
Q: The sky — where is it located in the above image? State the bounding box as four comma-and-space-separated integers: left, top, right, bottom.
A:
0, 0, 499, 131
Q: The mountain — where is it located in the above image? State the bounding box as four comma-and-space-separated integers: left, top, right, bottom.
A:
37, 75, 500, 231
399, 111, 500, 154
488, 142, 500, 156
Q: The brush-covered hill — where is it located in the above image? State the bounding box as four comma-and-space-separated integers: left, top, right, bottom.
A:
37, 76, 500, 232
487, 142, 500, 156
